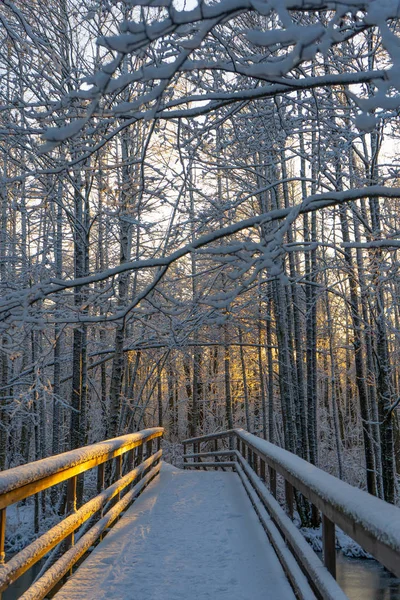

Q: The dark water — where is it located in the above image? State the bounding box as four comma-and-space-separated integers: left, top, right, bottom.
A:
3, 563, 41, 600
337, 552, 400, 600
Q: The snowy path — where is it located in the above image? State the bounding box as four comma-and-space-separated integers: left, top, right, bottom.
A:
54, 463, 295, 600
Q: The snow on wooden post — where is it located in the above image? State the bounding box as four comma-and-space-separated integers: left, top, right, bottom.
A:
322, 514, 336, 579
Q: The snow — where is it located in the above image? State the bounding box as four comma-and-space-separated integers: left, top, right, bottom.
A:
53, 463, 295, 600
0, 428, 163, 499
236, 430, 400, 555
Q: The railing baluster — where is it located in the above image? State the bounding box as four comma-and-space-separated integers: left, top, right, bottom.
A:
127, 448, 135, 472
322, 514, 336, 578
116, 455, 123, 500
146, 439, 153, 460
253, 452, 259, 476
285, 480, 294, 519
260, 459, 266, 483
183, 442, 187, 466
0, 508, 5, 565
136, 443, 143, 468
66, 476, 77, 552
97, 462, 105, 494
0, 428, 163, 597
269, 466, 277, 498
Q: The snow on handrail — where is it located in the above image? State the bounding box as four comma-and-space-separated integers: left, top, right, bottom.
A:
183, 428, 400, 580
0, 427, 163, 507
234, 428, 400, 571
0, 428, 164, 597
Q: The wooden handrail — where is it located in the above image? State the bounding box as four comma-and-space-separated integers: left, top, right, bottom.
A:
182, 428, 400, 599
0, 427, 164, 598
0, 427, 163, 508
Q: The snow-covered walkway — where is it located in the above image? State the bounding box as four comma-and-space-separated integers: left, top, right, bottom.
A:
54, 463, 295, 600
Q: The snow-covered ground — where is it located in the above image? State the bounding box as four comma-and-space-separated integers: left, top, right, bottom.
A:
53, 463, 295, 600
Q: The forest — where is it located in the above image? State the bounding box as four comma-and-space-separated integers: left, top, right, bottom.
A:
1, 0, 400, 544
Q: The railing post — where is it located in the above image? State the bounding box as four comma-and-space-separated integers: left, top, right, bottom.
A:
136, 443, 143, 468
253, 452, 259, 476
127, 448, 135, 473
322, 514, 336, 578
214, 439, 219, 466
97, 462, 105, 494
285, 481, 294, 519
0, 508, 6, 565
116, 455, 123, 480
115, 455, 123, 500
260, 459, 266, 483
66, 476, 77, 551
146, 439, 153, 460
269, 466, 277, 498
241, 441, 246, 460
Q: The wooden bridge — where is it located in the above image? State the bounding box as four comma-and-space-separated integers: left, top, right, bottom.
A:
0, 428, 399, 599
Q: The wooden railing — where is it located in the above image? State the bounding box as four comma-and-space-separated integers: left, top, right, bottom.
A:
0, 427, 163, 599
183, 428, 400, 600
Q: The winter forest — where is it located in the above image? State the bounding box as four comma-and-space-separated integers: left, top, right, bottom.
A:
2, 0, 400, 551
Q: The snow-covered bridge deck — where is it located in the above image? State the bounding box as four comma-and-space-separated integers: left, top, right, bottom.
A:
53, 465, 295, 600
1, 427, 400, 600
